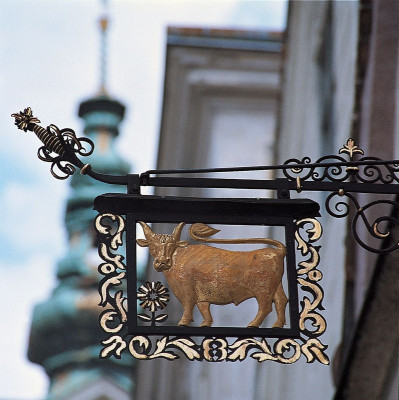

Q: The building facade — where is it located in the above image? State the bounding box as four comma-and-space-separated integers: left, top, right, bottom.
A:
135, 1, 398, 399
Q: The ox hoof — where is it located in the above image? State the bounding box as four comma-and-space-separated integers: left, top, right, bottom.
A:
177, 320, 192, 327
272, 321, 285, 328
200, 321, 213, 327
247, 323, 260, 328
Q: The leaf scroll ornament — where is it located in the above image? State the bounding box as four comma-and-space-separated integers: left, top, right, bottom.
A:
295, 218, 330, 365
97, 213, 129, 359
128, 336, 201, 361
189, 223, 220, 239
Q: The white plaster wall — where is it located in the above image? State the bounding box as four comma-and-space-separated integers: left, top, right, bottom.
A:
263, 2, 358, 400
184, 91, 281, 400
136, 41, 284, 400
136, 2, 359, 396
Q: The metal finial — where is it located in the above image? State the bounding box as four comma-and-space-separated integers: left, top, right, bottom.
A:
11, 107, 40, 132
339, 138, 365, 173
11, 107, 94, 179
339, 138, 364, 159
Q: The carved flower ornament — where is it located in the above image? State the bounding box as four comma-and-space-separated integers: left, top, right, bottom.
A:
137, 281, 169, 312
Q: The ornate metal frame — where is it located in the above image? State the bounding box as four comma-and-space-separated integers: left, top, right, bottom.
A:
11, 108, 399, 365
95, 211, 327, 364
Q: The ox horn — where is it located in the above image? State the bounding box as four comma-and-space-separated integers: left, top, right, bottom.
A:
138, 221, 155, 238
172, 222, 186, 241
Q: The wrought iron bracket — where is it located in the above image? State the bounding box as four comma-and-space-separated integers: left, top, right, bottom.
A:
12, 107, 399, 253
12, 107, 399, 364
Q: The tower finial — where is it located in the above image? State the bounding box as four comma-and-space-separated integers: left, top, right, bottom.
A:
98, 0, 109, 95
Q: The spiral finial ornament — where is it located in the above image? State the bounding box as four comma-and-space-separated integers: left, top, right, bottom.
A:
11, 107, 94, 179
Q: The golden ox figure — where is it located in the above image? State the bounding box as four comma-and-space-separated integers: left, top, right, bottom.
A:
137, 222, 288, 328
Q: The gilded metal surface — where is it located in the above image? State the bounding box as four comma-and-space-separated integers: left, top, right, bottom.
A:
339, 138, 364, 172
97, 214, 328, 364
339, 138, 364, 159
373, 222, 389, 238
137, 222, 288, 328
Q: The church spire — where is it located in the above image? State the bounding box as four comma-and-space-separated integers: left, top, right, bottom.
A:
26, 2, 133, 399
98, 0, 110, 95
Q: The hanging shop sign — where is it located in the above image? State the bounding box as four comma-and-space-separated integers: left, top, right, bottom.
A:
94, 195, 326, 363
11, 108, 399, 365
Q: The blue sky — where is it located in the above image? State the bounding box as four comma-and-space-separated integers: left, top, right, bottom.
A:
0, 1, 286, 398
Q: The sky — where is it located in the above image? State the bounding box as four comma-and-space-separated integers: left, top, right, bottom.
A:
0, 1, 287, 398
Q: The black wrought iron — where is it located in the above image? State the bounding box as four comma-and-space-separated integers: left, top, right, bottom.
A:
11, 108, 399, 253
282, 155, 399, 185
12, 108, 93, 179
11, 108, 127, 184
95, 207, 328, 364
325, 191, 399, 254
14, 108, 399, 364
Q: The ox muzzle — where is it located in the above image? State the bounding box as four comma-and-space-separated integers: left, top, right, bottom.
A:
153, 258, 172, 272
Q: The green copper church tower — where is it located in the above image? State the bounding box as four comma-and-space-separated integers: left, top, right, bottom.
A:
27, 11, 134, 400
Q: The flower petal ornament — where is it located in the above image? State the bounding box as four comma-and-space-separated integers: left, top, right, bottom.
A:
137, 281, 170, 312
137, 281, 170, 326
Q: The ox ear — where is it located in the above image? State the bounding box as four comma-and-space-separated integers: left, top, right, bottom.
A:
136, 239, 149, 247
177, 240, 189, 248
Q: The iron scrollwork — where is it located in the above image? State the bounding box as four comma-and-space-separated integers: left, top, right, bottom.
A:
11, 110, 399, 253
12, 107, 94, 179
284, 139, 399, 253
283, 138, 399, 185
96, 213, 329, 364
36, 124, 94, 180
326, 191, 399, 254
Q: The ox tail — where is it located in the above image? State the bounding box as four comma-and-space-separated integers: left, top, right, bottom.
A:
189, 223, 287, 258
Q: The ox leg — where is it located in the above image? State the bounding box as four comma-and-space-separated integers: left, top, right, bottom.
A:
177, 300, 195, 326
272, 283, 288, 328
197, 302, 213, 327
248, 295, 273, 328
